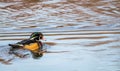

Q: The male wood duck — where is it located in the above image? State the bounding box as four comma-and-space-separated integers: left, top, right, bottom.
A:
9, 32, 44, 52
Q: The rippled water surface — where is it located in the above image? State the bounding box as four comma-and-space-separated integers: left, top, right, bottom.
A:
0, 0, 120, 71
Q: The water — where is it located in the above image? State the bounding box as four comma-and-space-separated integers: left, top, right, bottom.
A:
0, 0, 120, 71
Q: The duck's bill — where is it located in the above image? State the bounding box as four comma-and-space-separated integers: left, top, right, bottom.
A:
42, 37, 46, 41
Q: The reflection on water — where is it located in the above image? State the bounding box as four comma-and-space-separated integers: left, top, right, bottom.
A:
0, 0, 120, 71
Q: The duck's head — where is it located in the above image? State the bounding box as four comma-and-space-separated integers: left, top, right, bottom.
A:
30, 32, 44, 41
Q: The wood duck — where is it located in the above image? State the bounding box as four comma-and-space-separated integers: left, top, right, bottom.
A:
9, 32, 44, 52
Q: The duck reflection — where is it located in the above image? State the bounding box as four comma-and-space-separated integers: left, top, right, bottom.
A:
31, 50, 44, 59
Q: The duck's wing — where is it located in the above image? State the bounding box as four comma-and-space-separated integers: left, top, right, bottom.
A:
9, 39, 36, 48
9, 43, 23, 48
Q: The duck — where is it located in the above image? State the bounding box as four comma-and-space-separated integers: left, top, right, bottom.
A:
9, 32, 44, 52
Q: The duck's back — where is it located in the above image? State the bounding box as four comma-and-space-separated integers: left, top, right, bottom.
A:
17, 39, 36, 45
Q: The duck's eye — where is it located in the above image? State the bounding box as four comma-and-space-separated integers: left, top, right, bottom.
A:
40, 37, 42, 39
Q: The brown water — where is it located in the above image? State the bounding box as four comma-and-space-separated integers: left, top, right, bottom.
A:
0, 0, 120, 71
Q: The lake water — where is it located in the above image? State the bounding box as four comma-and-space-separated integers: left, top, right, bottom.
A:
0, 0, 120, 71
